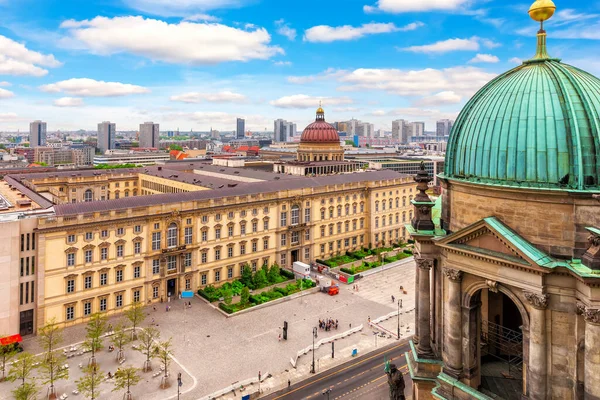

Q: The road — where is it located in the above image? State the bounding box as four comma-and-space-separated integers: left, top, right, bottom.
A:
261, 339, 412, 400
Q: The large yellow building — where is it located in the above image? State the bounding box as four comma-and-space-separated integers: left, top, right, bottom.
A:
0, 108, 417, 335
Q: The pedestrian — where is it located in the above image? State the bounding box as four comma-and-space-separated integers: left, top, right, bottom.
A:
288, 379, 291, 388
153, 306, 156, 312
151, 318, 155, 325
278, 334, 281, 341
392, 295, 395, 303
166, 305, 168, 312
160, 297, 163, 303
368, 316, 371, 324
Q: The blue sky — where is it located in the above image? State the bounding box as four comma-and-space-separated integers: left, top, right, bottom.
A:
0, 0, 597, 132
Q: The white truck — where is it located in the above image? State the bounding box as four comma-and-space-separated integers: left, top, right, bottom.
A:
292, 261, 311, 280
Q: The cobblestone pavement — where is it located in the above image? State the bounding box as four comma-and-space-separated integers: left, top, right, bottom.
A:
9, 259, 416, 400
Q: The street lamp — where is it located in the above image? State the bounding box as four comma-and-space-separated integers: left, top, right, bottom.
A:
397, 299, 401, 339
177, 372, 182, 400
311, 327, 318, 374
322, 388, 332, 400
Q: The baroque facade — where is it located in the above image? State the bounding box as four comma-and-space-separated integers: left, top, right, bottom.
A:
408, 2, 600, 399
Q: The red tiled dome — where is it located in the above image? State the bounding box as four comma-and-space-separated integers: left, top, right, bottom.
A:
300, 121, 340, 143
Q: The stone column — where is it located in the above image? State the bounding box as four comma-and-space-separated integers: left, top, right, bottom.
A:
524, 291, 549, 400
414, 262, 420, 344
443, 268, 463, 377
584, 307, 600, 398
416, 257, 434, 358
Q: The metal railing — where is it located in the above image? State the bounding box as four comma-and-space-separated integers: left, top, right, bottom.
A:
481, 320, 523, 375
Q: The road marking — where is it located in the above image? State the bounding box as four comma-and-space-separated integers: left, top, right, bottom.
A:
270, 342, 409, 399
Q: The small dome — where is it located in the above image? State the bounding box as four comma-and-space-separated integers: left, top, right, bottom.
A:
300, 106, 340, 143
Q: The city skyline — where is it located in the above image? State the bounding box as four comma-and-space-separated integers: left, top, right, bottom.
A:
0, 0, 597, 132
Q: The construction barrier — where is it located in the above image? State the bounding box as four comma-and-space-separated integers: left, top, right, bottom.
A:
197, 372, 270, 400
289, 324, 363, 368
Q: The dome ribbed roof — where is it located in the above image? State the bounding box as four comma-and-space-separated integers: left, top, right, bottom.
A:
445, 56, 600, 191
300, 106, 340, 143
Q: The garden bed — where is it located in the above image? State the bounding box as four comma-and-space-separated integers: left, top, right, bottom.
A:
339, 249, 413, 275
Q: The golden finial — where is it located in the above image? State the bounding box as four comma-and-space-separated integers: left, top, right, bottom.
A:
529, 0, 556, 26
316, 100, 324, 114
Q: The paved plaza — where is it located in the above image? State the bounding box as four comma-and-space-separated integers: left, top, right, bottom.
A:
3, 259, 415, 400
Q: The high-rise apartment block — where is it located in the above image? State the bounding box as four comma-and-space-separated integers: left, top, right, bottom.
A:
236, 118, 245, 139
356, 122, 375, 138
97, 121, 116, 153
274, 119, 297, 142
411, 122, 425, 137
436, 119, 454, 136
29, 120, 47, 148
392, 119, 411, 143
139, 122, 160, 148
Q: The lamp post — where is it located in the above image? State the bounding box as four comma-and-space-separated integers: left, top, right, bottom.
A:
311, 327, 318, 374
397, 299, 401, 339
177, 372, 182, 400
322, 388, 332, 400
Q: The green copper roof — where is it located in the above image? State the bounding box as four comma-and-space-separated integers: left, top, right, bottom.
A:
445, 56, 600, 190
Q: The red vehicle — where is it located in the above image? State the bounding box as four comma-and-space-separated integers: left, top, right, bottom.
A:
0, 334, 24, 352
328, 286, 339, 296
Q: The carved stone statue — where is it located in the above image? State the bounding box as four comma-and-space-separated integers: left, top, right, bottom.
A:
386, 363, 406, 400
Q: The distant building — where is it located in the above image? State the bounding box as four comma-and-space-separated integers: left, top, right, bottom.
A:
411, 122, 425, 137
436, 119, 454, 136
34, 146, 95, 167
236, 118, 245, 139
392, 120, 411, 143
139, 122, 160, 148
29, 120, 47, 148
356, 122, 374, 138
97, 121, 116, 153
93, 151, 170, 166
274, 119, 297, 142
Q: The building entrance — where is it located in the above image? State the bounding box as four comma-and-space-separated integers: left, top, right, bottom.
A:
19, 310, 34, 336
167, 278, 177, 299
291, 249, 299, 263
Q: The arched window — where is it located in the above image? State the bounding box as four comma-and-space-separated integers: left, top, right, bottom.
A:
375, 217, 379, 228
375, 201, 379, 212
395, 198, 399, 208
389, 199, 393, 209
167, 223, 178, 248
382, 201, 386, 211
291, 205, 300, 225
84, 189, 93, 202
402, 196, 406, 207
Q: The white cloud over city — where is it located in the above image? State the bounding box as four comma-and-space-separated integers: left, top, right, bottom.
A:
53, 97, 84, 107
304, 22, 423, 43
269, 95, 353, 109
0, 35, 61, 77
170, 91, 248, 103
40, 78, 151, 97
364, 0, 470, 14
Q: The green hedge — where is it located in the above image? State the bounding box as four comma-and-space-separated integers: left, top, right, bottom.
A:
198, 267, 292, 302
219, 279, 315, 312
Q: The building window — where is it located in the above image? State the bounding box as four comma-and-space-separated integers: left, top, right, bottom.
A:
152, 259, 160, 275
101, 247, 108, 260
263, 207, 269, 213
321, 209, 326, 219
353, 204, 357, 214
116, 269, 123, 282
201, 252, 207, 263
117, 227, 124, 236
345, 205, 350, 215
215, 213, 221, 221
116, 245, 124, 257
101, 230, 108, 238
115, 294, 123, 308
167, 255, 177, 271
252, 241, 257, 252
134, 265, 141, 278
67, 253, 75, 267
152, 232, 161, 250
337, 206, 342, 217
201, 230, 207, 242
134, 225, 142, 233
264, 220, 269, 231
304, 248, 310, 260
66, 306, 74, 321
215, 228, 221, 239
100, 272, 107, 286
183, 253, 192, 268
201, 216, 208, 223
84, 189, 93, 202
185, 278, 191, 290
184, 227, 192, 244
345, 238, 350, 247
263, 239, 269, 250
228, 226, 234, 237
228, 246, 234, 258
134, 242, 141, 254
353, 221, 357, 230
345, 221, 350, 232
153, 286, 159, 299
154, 223, 160, 229
352, 236, 357, 245
280, 212, 287, 227
360, 219, 364, 229
186, 218, 192, 225
305, 229, 310, 241
215, 249, 221, 261
84, 302, 92, 316
85, 232, 93, 241
215, 270, 220, 282
252, 221, 258, 232
133, 290, 140, 303
68, 234, 76, 243
240, 243, 246, 255
201, 274, 207, 285
281, 234, 287, 246
99, 298, 107, 312
329, 242, 333, 251
337, 240, 342, 249
85, 250, 93, 263
251, 261, 257, 272
337, 223, 342, 233
321, 226, 325, 237
66, 279, 75, 293
291, 206, 299, 225
84, 276, 92, 290
382, 201, 386, 211
228, 211, 234, 219
321, 244, 325, 254
167, 223, 178, 248
240, 223, 246, 235
375, 233, 379, 242
228, 267, 233, 279
291, 231, 299, 245
281, 253, 287, 266
305, 208, 311, 223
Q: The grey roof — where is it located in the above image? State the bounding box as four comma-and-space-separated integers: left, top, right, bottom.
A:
3, 175, 54, 209
141, 166, 243, 189
54, 170, 406, 216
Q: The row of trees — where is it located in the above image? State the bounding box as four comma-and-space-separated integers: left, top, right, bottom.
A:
0, 302, 171, 400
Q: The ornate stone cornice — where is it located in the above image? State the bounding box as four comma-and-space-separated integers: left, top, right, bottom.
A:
443, 268, 463, 281
523, 291, 549, 309
584, 308, 600, 325
416, 257, 433, 270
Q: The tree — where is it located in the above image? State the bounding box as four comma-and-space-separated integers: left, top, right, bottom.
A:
223, 288, 233, 305
168, 144, 183, 151
240, 287, 250, 306
110, 321, 131, 362
253, 269, 267, 289
240, 265, 253, 289
261, 264, 269, 277
137, 327, 160, 372
112, 366, 141, 400
125, 302, 146, 340
267, 263, 280, 283
8, 352, 37, 387
38, 318, 68, 399
84, 313, 107, 367
0, 342, 18, 381
12, 381, 38, 400
77, 365, 106, 400
155, 339, 173, 389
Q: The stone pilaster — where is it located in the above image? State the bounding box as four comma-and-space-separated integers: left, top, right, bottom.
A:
523, 291, 549, 400
416, 257, 434, 358
414, 263, 420, 344
442, 268, 463, 378
584, 307, 600, 398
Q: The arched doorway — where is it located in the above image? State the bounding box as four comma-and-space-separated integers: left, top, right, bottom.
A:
463, 284, 529, 400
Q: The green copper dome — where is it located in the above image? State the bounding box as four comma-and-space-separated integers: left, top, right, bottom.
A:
444, 38, 600, 190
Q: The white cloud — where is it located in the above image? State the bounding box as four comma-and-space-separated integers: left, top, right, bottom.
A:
481, 38, 501, 49
170, 91, 247, 103
184, 13, 220, 22
400, 21, 425, 31
364, 0, 469, 14
123, 0, 243, 16
0, 35, 61, 77
275, 19, 297, 41
388, 107, 458, 120
0, 81, 11, 87
414, 91, 462, 106
53, 97, 84, 107
402, 37, 479, 53
273, 61, 292, 66
369, 110, 387, 116
304, 22, 412, 43
332, 107, 360, 113
287, 68, 345, 84
40, 78, 151, 97
469, 53, 499, 63
60, 16, 283, 65
0, 112, 18, 122
269, 94, 353, 109
509, 57, 522, 64
0, 87, 14, 98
